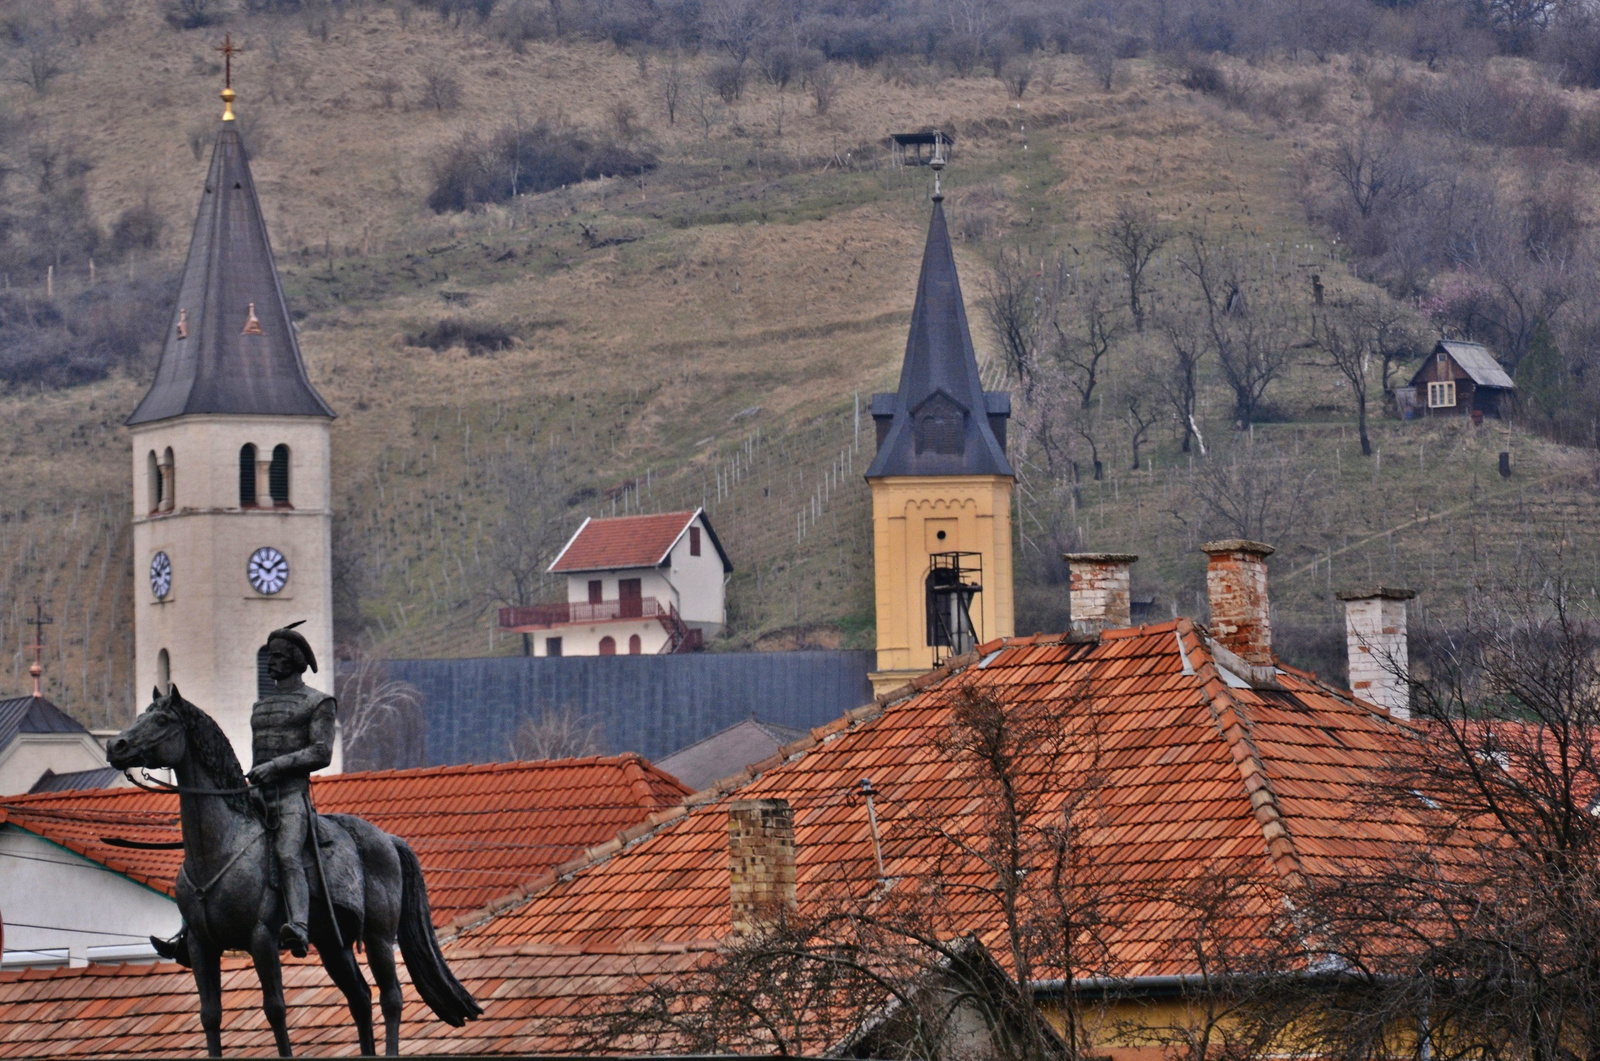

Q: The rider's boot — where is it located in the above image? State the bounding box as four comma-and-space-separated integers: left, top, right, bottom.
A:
279, 921, 310, 958
151, 926, 192, 967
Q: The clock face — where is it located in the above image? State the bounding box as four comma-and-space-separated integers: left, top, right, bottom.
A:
149, 552, 172, 600
247, 547, 289, 595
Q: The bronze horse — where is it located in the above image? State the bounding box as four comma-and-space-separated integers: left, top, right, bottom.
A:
106, 687, 481, 1057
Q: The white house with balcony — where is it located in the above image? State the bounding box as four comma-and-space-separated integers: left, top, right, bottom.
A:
499, 509, 732, 657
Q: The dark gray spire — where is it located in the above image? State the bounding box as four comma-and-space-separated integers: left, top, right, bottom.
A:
127, 122, 333, 426
865, 197, 1011, 479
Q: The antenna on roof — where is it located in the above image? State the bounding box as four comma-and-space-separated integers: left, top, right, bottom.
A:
929, 131, 947, 202
27, 596, 53, 699
860, 777, 886, 879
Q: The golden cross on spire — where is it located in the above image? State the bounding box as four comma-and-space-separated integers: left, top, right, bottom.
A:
216, 34, 239, 121
27, 595, 52, 699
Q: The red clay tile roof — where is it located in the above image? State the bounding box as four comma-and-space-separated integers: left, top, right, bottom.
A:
0, 620, 1452, 1057
0, 755, 688, 925
548, 510, 727, 573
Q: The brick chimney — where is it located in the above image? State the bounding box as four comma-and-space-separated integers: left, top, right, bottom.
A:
1200, 540, 1275, 665
729, 798, 796, 934
1065, 553, 1138, 633
1336, 587, 1416, 719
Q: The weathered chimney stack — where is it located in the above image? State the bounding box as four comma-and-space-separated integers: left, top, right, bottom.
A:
729, 798, 796, 934
1201, 540, 1275, 666
1065, 553, 1138, 633
1336, 587, 1416, 719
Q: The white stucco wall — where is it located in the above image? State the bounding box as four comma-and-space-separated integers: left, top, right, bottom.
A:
0, 734, 114, 797
535, 621, 671, 657
0, 827, 179, 967
664, 515, 727, 633
130, 415, 338, 771
564, 569, 677, 608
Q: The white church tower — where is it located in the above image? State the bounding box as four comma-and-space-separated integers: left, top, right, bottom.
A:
127, 79, 338, 768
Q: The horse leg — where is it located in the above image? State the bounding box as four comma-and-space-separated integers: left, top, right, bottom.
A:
318, 936, 375, 1057
364, 935, 404, 1057
190, 936, 225, 1059
249, 923, 293, 1058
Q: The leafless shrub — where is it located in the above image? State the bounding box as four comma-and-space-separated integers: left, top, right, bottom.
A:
706, 57, 747, 103
8, 23, 69, 95
611, 100, 641, 140
336, 657, 428, 772
809, 61, 839, 115
509, 704, 605, 760
366, 74, 403, 109
418, 64, 463, 113
659, 56, 684, 124
1183, 436, 1324, 545
999, 55, 1034, 98
954, 181, 1006, 241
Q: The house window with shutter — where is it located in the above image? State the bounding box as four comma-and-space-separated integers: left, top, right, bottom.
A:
1428, 381, 1457, 408
690, 526, 701, 556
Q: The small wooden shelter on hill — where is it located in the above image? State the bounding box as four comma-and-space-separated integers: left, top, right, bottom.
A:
1402, 339, 1516, 418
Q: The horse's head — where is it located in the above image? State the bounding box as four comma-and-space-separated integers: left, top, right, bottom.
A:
105, 685, 189, 771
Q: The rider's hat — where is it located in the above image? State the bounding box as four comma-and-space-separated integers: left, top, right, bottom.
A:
265, 621, 318, 673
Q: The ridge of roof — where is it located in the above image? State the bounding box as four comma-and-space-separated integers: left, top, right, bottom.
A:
127, 121, 333, 425
1178, 619, 1305, 884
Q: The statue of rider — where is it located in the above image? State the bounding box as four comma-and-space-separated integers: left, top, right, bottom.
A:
151, 623, 337, 963
248, 622, 337, 958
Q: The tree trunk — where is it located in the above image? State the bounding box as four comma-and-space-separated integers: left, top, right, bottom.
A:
1357, 393, 1372, 457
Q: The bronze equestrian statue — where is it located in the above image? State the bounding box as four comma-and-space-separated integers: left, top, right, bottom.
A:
106, 625, 481, 1057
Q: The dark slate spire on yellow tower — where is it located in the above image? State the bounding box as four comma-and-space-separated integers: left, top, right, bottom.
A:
864, 193, 1011, 479
126, 65, 333, 425
865, 156, 1015, 696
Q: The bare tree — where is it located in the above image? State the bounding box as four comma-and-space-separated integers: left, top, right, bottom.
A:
1051, 274, 1129, 411
9, 24, 69, 96
1158, 306, 1210, 455
809, 61, 839, 115
509, 704, 605, 760
336, 656, 427, 772
1184, 438, 1322, 544
418, 64, 463, 113
1301, 562, 1600, 1061
982, 247, 1045, 398
1313, 298, 1418, 457
659, 56, 684, 124
1324, 127, 1431, 220
1098, 203, 1171, 333
1180, 234, 1301, 430
1121, 368, 1163, 471
485, 450, 571, 656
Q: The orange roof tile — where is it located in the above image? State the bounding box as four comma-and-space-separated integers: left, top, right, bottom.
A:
548, 511, 726, 573
0, 619, 1460, 1057
0, 755, 688, 925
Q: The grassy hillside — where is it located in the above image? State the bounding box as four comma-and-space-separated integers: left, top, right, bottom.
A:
2, 3, 1598, 727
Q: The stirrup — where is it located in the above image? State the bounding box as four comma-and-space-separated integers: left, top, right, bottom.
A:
151, 929, 191, 967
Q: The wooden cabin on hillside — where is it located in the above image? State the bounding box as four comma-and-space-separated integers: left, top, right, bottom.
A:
1400, 340, 1516, 419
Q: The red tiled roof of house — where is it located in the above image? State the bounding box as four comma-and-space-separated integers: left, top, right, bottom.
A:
0, 755, 689, 925
548, 510, 724, 573
0, 620, 1455, 1057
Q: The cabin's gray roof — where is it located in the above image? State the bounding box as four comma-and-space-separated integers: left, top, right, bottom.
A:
654, 717, 809, 792
865, 197, 1012, 479
1438, 341, 1515, 389
127, 121, 334, 425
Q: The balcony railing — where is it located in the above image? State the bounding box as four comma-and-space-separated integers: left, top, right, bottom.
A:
499, 597, 672, 630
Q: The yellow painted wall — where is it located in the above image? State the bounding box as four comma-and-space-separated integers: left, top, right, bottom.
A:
868, 474, 1013, 692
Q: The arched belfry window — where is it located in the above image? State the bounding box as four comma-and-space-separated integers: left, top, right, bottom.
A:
161, 448, 175, 512
147, 451, 162, 513
156, 649, 171, 696
269, 445, 290, 506
239, 444, 258, 507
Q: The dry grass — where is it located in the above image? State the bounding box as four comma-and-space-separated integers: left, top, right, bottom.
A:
3, 7, 1594, 725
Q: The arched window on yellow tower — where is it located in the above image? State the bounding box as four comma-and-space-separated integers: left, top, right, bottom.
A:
239, 444, 257, 507
146, 451, 162, 514
269, 444, 290, 506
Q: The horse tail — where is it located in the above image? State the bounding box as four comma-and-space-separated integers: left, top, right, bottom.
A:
394, 837, 483, 1027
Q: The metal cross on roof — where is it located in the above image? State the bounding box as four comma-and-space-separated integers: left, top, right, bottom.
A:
27, 595, 52, 699
215, 33, 239, 88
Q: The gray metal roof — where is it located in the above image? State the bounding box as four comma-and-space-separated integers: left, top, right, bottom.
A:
865, 197, 1012, 479
384, 650, 873, 765
127, 122, 334, 425
28, 767, 121, 793
1438, 341, 1515, 389
0, 695, 89, 748
654, 717, 809, 792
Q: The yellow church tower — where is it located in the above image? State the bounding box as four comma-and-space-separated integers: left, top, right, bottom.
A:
865, 173, 1014, 695
126, 77, 338, 766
